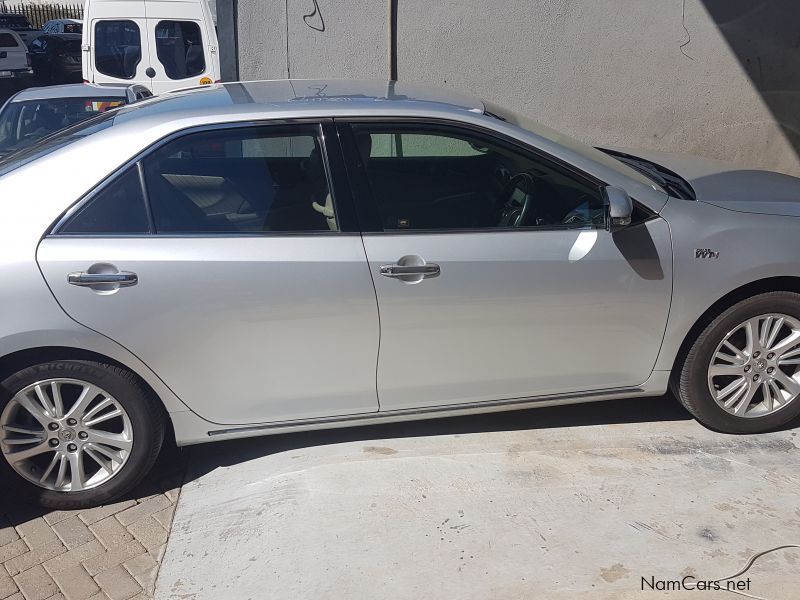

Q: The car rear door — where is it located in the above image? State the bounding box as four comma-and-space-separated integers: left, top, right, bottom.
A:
0, 31, 28, 74
90, 17, 151, 87
339, 120, 672, 412
37, 121, 380, 426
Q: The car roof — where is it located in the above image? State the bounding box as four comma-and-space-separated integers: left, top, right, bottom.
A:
9, 84, 131, 102
113, 79, 485, 124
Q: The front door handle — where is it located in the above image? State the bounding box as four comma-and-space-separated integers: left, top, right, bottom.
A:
380, 264, 440, 278
68, 271, 138, 287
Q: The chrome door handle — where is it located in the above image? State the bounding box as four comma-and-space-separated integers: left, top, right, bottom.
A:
68, 271, 138, 287
380, 264, 440, 278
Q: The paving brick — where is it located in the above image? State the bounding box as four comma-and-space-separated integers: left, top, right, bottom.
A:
5, 519, 66, 576
4, 593, 23, 600
114, 498, 171, 528
81, 541, 145, 578
125, 519, 167, 553
93, 566, 140, 600
52, 519, 94, 551
84, 594, 109, 600
87, 520, 132, 552
150, 506, 175, 531
50, 567, 100, 600
13, 565, 57, 600
147, 545, 166, 563
122, 553, 158, 594
0, 518, 20, 548
0, 566, 18, 599
0, 539, 29, 563
42, 541, 104, 576
77, 503, 136, 528
43, 512, 82, 527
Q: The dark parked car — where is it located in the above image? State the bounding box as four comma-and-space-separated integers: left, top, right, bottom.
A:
29, 33, 82, 84
0, 14, 40, 46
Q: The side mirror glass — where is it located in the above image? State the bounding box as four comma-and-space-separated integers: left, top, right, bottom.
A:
604, 186, 633, 231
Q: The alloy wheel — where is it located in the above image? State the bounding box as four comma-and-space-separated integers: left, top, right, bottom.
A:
0, 378, 133, 492
708, 313, 800, 418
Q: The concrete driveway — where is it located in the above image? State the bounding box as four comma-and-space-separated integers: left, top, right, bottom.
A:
156, 396, 800, 600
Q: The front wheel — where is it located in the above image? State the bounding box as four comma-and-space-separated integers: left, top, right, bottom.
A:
676, 292, 800, 433
0, 360, 164, 509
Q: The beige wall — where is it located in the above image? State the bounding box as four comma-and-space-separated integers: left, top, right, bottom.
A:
238, 0, 800, 176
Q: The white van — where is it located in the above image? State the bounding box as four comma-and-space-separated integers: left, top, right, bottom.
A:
81, 0, 220, 94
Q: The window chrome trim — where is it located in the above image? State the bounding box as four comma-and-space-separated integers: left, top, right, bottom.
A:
48, 117, 341, 237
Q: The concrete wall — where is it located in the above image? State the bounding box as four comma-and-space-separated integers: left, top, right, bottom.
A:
237, 0, 800, 176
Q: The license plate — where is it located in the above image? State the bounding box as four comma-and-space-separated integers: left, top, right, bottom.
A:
0, 71, 11, 78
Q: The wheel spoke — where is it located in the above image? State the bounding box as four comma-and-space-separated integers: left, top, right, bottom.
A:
86, 430, 132, 453
744, 320, 757, 356
721, 340, 747, 363
80, 398, 113, 424
84, 446, 113, 475
716, 377, 748, 402
762, 381, 774, 412
6, 440, 52, 463
773, 371, 800, 399
84, 408, 123, 428
50, 382, 64, 419
33, 385, 56, 418
757, 316, 772, 347
64, 384, 102, 421
733, 382, 759, 416
709, 363, 744, 377
2, 425, 44, 436
3, 435, 45, 445
54, 454, 68, 489
768, 380, 784, 407
14, 394, 51, 428
765, 317, 785, 350
771, 331, 800, 360
67, 451, 86, 491
39, 453, 61, 483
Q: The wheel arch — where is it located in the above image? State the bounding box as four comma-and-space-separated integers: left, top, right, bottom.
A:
670, 276, 800, 378
0, 345, 180, 442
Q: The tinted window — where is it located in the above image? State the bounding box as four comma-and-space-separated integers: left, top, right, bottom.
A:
95, 20, 141, 79
155, 20, 204, 80
143, 126, 336, 233
61, 167, 149, 234
0, 97, 126, 154
63, 23, 82, 34
352, 125, 605, 231
0, 33, 18, 47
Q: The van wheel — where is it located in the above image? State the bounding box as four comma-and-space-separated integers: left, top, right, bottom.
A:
0, 360, 164, 509
676, 292, 800, 433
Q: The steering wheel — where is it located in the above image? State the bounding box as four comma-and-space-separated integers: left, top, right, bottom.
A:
498, 172, 536, 227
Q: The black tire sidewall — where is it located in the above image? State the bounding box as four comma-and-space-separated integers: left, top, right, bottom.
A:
0, 360, 163, 508
683, 293, 800, 433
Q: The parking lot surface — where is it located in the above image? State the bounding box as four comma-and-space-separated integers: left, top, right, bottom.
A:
156, 396, 800, 599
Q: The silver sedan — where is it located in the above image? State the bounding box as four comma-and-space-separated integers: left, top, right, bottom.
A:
1, 80, 799, 508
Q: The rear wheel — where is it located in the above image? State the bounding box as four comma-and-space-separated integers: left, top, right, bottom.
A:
677, 292, 800, 433
0, 360, 164, 509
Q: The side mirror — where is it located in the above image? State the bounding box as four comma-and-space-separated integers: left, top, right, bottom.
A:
604, 186, 633, 231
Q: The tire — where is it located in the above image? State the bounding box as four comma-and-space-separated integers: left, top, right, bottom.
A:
0, 360, 164, 509
676, 292, 800, 433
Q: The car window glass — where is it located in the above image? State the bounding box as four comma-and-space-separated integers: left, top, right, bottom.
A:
155, 20, 205, 80
60, 166, 149, 234
143, 126, 337, 233
94, 20, 141, 80
28, 37, 42, 50
64, 23, 81, 34
353, 125, 605, 231
0, 33, 19, 47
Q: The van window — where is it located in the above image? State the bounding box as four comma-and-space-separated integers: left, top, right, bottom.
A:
155, 21, 205, 80
95, 20, 142, 80
0, 33, 19, 47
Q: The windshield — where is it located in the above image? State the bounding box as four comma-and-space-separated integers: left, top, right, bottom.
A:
483, 101, 666, 193
0, 97, 126, 157
0, 15, 34, 30
0, 109, 116, 177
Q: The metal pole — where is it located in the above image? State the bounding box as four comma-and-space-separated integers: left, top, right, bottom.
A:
387, 0, 397, 80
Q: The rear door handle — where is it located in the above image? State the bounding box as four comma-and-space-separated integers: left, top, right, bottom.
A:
68, 271, 138, 287
380, 264, 440, 278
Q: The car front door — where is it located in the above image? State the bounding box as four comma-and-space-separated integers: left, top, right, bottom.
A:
339, 121, 672, 412
37, 122, 380, 426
